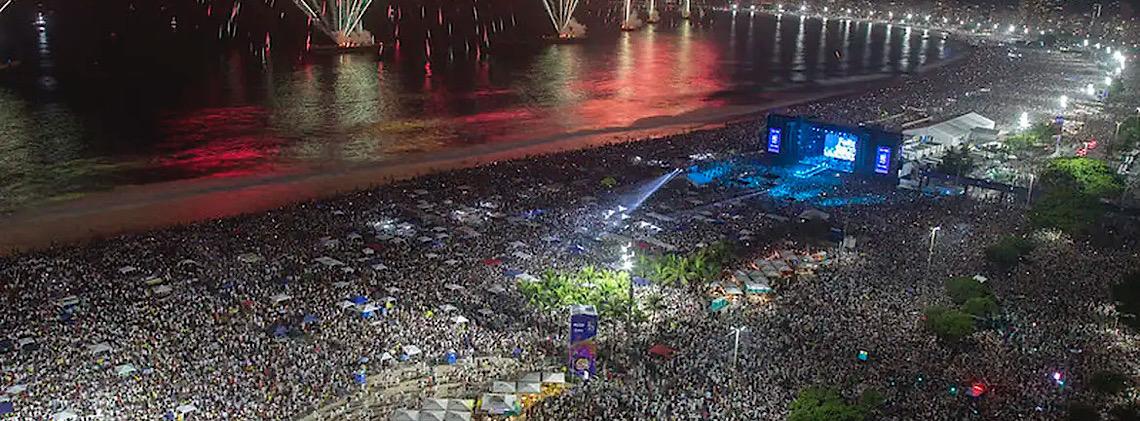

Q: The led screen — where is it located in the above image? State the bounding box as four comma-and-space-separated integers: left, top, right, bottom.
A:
767, 128, 782, 153
823, 132, 858, 162
875, 146, 891, 174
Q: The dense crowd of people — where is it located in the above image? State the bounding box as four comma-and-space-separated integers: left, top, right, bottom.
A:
0, 36, 1136, 421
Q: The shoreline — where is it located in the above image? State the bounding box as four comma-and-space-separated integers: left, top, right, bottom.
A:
0, 51, 969, 256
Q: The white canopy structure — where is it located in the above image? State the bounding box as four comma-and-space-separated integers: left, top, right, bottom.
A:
542, 372, 566, 384
115, 364, 138, 377
723, 285, 744, 296
439, 304, 459, 313
51, 410, 78, 421
517, 382, 541, 394
446, 399, 475, 412
402, 345, 422, 357
479, 394, 519, 415
421, 398, 449, 412
418, 411, 446, 421
176, 404, 198, 415
519, 372, 542, 383
270, 293, 293, 304
450, 316, 469, 324
5, 385, 27, 395
490, 381, 516, 393
390, 409, 418, 421
87, 342, 112, 355
442, 411, 472, 421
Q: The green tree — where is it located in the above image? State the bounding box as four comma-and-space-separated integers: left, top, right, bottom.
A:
1042, 157, 1124, 198
962, 296, 999, 318
1006, 122, 1056, 151
788, 387, 866, 421
984, 236, 1035, 269
1089, 370, 1130, 396
923, 306, 976, 342
945, 276, 992, 305
938, 144, 976, 176
1030, 187, 1103, 235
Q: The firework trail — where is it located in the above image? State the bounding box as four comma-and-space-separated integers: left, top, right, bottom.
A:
292, 0, 375, 46
0, 0, 13, 16
540, 0, 582, 37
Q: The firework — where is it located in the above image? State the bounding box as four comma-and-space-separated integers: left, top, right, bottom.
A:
540, 0, 581, 37
292, 0, 376, 47
0, 0, 13, 16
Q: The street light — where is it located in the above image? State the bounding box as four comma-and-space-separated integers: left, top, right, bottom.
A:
927, 226, 941, 267
728, 326, 748, 370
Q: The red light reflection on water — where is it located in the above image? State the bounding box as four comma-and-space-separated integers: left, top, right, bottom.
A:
154, 106, 282, 179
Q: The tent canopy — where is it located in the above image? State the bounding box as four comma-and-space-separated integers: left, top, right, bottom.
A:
542, 372, 566, 384
390, 410, 418, 421
479, 394, 520, 415
490, 381, 516, 393
403, 345, 422, 356
446, 399, 474, 412
517, 382, 541, 394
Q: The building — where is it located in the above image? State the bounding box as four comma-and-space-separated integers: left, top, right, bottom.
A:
901, 112, 996, 163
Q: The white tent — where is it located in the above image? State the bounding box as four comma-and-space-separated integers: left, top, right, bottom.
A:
490, 381, 516, 393
88, 342, 112, 355
486, 285, 507, 295
517, 382, 541, 394
418, 411, 446, 421
315, 257, 345, 267
542, 372, 566, 384
450, 316, 469, 324
439, 304, 459, 313
337, 300, 356, 309
152, 285, 173, 296
270, 294, 292, 305
519, 372, 542, 383
515, 274, 539, 283
5, 385, 27, 395
443, 411, 472, 421
403, 345, 422, 357
421, 398, 449, 412
479, 394, 519, 415
380, 352, 395, 362
446, 399, 475, 412
118, 266, 138, 274
723, 285, 743, 296
51, 410, 78, 421
390, 410, 419, 421
176, 404, 198, 415
115, 364, 138, 377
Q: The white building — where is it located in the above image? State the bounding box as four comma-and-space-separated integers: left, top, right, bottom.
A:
902, 112, 997, 162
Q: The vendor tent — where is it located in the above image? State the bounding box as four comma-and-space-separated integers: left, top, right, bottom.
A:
723, 285, 743, 296
443, 411, 472, 421
439, 304, 458, 313
51, 410, 78, 421
270, 294, 292, 305
542, 372, 566, 384
87, 342, 112, 355
446, 399, 475, 412
516, 382, 541, 394
450, 316, 469, 324
390, 410, 418, 421
490, 381, 516, 394
403, 345, 422, 357
519, 372, 542, 383
5, 385, 27, 395
115, 364, 138, 377
176, 404, 198, 415
479, 394, 520, 416
418, 411, 446, 421
421, 398, 449, 412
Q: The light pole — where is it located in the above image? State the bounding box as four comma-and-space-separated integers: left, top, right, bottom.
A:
1112, 121, 1123, 157
1026, 173, 1036, 207
728, 326, 747, 370
927, 226, 941, 268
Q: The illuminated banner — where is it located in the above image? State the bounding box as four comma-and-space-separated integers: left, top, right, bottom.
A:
568, 305, 598, 379
875, 146, 891, 174
767, 128, 782, 153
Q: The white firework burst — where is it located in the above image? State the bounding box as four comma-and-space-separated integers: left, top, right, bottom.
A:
292, 0, 375, 46
540, 0, 580, 37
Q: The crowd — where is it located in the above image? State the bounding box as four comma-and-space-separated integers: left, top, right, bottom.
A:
0, 37, 1136, 421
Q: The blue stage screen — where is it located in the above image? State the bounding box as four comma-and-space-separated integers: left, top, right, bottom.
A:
823, 132, 857, 162
875, 146, 892, 174
767, 128, 782, 153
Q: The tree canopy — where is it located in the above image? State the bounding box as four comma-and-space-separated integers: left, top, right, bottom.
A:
1030, 157, 1123, 235
788, 387, 869, 421
923, 306, 976, 342
945, 276, 992, 305
984, 236, 1035, 269
518, 266, 632, 318
1005, 122, 1055, 151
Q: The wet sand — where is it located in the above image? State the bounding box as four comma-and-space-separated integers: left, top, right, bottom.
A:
0, 61, 959, 255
